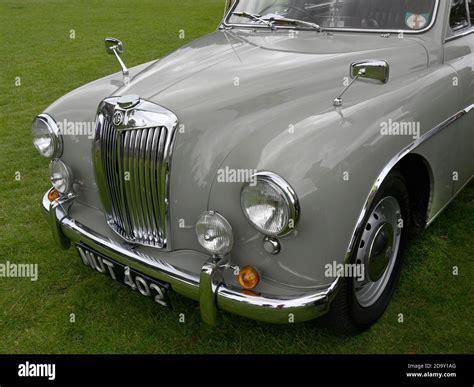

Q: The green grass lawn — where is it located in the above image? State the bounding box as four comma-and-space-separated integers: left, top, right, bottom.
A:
0, 0, 472, 354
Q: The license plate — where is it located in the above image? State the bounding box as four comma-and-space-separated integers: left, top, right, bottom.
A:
75, 244, 170, 307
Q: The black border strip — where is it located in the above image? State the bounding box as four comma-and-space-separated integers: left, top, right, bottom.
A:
0, 354, 471, 386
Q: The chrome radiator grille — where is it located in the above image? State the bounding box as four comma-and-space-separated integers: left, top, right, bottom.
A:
93, 97, 178, 249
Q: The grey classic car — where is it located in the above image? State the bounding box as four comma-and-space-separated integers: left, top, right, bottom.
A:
33, 0, 473, 333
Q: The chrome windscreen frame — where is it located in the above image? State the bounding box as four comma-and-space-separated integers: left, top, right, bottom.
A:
93, 97, 179, 250
221, 0, 441, 34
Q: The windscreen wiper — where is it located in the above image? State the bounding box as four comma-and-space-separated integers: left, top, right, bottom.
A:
232, 12, 275, 28
264, 16, 322, 31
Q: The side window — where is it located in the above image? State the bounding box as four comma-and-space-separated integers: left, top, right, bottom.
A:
450, 0, 469, 31
469, 0, 474, 24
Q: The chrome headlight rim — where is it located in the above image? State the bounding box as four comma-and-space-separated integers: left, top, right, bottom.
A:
240, 171, 300, 237
32, 114, 63, 159
49, 159, 73, 195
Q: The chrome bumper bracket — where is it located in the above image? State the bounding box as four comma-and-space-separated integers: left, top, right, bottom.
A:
47, 195, 75, 250
199, 256, 230, 325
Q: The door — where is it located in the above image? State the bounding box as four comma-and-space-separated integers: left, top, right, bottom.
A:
444, 0, 474, 193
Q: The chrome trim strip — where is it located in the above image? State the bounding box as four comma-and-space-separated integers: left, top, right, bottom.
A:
465, 104, 474, 114
221, 0, 440, 34
93, 97, 178, 250
445, 27, 474, 42
426, 175, 473, 227
345, 104, 474, 260
41, 191, 339, 324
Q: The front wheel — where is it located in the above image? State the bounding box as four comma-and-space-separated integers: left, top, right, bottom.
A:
321, 170, 410, 334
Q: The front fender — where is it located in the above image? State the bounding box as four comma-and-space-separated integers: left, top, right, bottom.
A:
208, 64, 459, 288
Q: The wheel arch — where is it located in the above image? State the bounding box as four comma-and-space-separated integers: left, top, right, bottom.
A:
393, 153, 433, 230
344, 151, 434, 263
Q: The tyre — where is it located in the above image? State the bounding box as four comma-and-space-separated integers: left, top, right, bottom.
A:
321, 169, 410, 334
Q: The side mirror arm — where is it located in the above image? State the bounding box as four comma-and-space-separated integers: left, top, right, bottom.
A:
333, 69, 366, 107
111, 46, 129, 79
105, 37, 129, 84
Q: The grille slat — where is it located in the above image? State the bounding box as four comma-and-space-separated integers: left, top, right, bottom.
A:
157, 127, 168, 239
122, 130, 134, 238
144, 129, 158, 243
116, 129, 132, 236
138, 129, 150, 239
108, 123, 125, 232
126, 130, 141, 239
104, 121, 121, 227
150, 129, 162, 242
135, 130, 146, 240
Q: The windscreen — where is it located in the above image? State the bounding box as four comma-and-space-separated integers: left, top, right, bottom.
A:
228, 0, 438, 31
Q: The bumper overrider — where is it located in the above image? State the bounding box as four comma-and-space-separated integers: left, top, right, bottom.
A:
41, 190, 340, 325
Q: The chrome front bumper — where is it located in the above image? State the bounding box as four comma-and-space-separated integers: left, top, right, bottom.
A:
41, 190, 340, 325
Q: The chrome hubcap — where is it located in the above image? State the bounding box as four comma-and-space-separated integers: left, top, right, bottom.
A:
354, 196, 402, 308
367, 222, 394, 282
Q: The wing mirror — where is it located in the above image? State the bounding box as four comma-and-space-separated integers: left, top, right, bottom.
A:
104, 37, 129, 84
334, 60, 389, 107
351, 60, 389, 83
105, 37, 124, 56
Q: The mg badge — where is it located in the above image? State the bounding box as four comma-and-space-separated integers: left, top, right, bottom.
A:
112, 110, 124, 126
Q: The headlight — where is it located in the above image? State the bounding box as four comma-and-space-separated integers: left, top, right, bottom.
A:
196, 211, 233, 256
50, 160, 73, 194
240, 172, 299, 237
32, 114, 62, 159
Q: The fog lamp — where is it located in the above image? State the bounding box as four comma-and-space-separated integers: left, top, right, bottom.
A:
50, 160, 73, 195
196, 211, 233, 256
